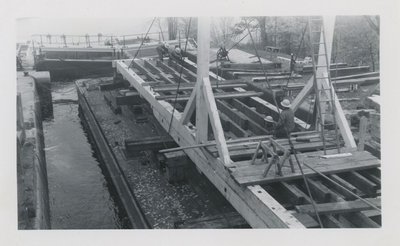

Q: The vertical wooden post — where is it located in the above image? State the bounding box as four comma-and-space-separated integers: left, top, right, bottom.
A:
17, 93, 24, 131
195, 17, 211, 144
358, 116, 368, 151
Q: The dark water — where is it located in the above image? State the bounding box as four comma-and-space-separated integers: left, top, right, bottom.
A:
43, 82, 128, 229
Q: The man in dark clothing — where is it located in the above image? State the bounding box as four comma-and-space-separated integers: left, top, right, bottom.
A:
217, 45, 230, 61
275, 99, 295, 138
170, 46, 183, 62
264, 116, 276, 135
156, 42, 169, 61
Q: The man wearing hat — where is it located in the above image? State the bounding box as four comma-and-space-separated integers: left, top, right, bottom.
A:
264, 116, 276, 135
156, 42, 169, 61
170, 45, 183, 62
275, 99, 295, 138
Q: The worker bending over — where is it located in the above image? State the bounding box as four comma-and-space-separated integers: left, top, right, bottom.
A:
170, 45, 183, 62
217, 44, 230, 61
156, 42, 169, 61
274, 99, 295, 138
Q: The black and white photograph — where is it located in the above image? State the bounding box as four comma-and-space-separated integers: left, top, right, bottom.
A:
2, 0, 400, 245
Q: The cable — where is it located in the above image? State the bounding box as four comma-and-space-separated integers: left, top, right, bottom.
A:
244, 18, 324, 228
167, 17, 192, 134
245, 20, 272, 90
158, 19, 165, 41
128, 17, 157, 68
285, 21, 309, 88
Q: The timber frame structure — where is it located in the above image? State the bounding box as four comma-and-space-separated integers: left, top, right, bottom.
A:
112, 16, 381, 228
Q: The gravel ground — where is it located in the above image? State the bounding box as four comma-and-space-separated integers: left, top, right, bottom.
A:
81, 78, 238, 228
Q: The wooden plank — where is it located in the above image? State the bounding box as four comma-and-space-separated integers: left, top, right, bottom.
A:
321, 215, 343, 228
156, 91, 263, 102
168, 58, 197, 81
345, 212, 380, 228
220, 113, 248, 138
152, 83, 248, 92
131, 60, 160, 82
217, 100, 249, 129
291, 77, 314, 112
115, 93, 143, 105
143, 59, 176, 84
157, 60, 193, 84
174, 212, 248, 229
291, 213, 319, 228
344, 171, 378, 195
305, 179, 332, 202
295, 198, 381, 215
277, 182, 312, 205
185, 58, 310, 129
242, 90, 310, 129
232, 99, 266, 127
180, 83, 198, 125
233, 150, 376, 173
231, 155, 380, 186
124, 136, 177, 156
327, 174, 364, 199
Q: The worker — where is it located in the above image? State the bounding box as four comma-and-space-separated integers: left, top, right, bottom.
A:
274, 99, 295, 138
290, 53, 296, 75
264, 116, 276, 135
216, 44, 230, 61
156, 42, 169, 61
16, 56, 23, 71
170, 45, 183, 62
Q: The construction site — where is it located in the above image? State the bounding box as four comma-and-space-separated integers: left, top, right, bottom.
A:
16, 16, 382, 229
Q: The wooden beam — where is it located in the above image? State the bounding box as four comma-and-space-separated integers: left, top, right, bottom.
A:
327, 174, 364, 199
180, 83, 198, 125
290, 76, 314, 112
277, 182, 312, 205
345, 171, 378, 195
143, 59, 176, 84
157, 60, 192, 84
114, 57, 305, 228
217, 100, 268, 135
232, 99, 266, 127
231, 151, 380, 186
195, 17, 211, 144
358, 116, 368, 150
295, 198, 381, 215
152, 83, 248, 92
131, 60, 160, 82
305, 179, 332, 202
168, 58, 197, 81
202, 77, 231, 165
156, 91, 263, 102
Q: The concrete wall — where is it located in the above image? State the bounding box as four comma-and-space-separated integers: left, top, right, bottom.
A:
17, 71, 51, 229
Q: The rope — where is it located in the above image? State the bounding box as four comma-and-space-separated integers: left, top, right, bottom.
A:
167, 17, 192, 134
245, 20, 273, 90
128, 17, 157, 68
